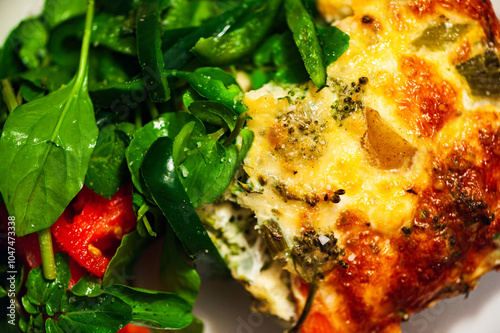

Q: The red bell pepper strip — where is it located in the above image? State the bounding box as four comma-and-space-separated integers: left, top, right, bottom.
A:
51, 184, 137, 278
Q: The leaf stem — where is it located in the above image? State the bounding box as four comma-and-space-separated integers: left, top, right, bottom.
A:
1, 79, 19, 112
74, 0, 95, 91
135, 108, 143, 128
37, 228, 57, 280
287, 282, 319, 333
223, 112, 246, 147
147, 100, 159, 120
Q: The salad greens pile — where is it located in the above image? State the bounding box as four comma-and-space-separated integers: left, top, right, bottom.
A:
0, 0, 349, 332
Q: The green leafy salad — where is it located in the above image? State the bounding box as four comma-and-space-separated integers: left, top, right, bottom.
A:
0, 0, 349, 332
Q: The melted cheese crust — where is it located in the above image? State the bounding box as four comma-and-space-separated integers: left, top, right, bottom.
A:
233, 0, 500, 332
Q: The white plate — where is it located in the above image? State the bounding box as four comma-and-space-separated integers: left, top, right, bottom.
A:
1, 2, 499, 333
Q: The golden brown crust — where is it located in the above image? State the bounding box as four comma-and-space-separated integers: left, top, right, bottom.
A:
296, 111, 500, 332
396, 55, 459, 138
237, 1, 500, 332
408, 0, 500, 46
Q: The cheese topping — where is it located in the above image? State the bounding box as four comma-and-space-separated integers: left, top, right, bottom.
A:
213, 1, 500, 332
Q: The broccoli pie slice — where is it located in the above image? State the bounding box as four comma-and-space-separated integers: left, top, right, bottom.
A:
200, 0, 500, 332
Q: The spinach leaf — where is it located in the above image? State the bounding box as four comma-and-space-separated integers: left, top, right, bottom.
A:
174, 119, 254, 208
85, 122, 135, 199
20, 83, 45, 103
174, 126, 234, 207
162, 0, 222, 29
125, 112, 204, 195
104, 285, 193, 329
102, 230, 151, 287
172, 67, 247, 114
43, 0, 87, 29
251, 31, 308, 87
45, 291, 132, 333
141, 136, 225, 267
179, 317, 204, 333
161, 226, 201, 305
23, 253, 70, 315
19, 65, 73, 92
0, 28, 25, 79
71, 275, 103, 296
0, 1, 99, 236
89, 78, 145, 109
188, 100, 238, 130
192, 0, 282, 66
317, 25, 350, 66
15, 19, 49, 70
91, 13, 137, 56
285, 0, 326, 88
49, 13, 136, 69
0, 18, 48, 78
137, 0, 170, 103
162, 1, 254, 70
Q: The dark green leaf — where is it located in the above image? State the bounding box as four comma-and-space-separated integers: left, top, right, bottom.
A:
25, 253, 70, 315
43, 0, 87, 28
91, 13, 137, 56
89, 78, 145, 109
179, 316, 204, 333
182, 87, 203, 110
285, 0, 326, 88
137, 0, 170, 103
125, 112, 204, 195
252, 32, 308, 86
174, 131, 231, 207
188, 100, 238, 130
172, 67, 247, 114
162, 1, 253, 70
0, 18, 48, 78
16, 19, 49, 70
162, 0, 222, 29
0, 2, 98, 236
133, 192, 165, 237
141, 136, 225, 266
161, 226, 201, 305
104, 285, 193, 329
71, 275, 103, 296
19, 65, 73, 92
21, 296, 38, 315
24, 313, 44, 333
20, 83, 45, 102
317, 25, 350, 66
0, 27, 25, 79
102, 230, 150, 287
192, 0, 282, 66
0, 75, 98, 236
46, 292, 132, 333
253, 34, 282, 66
85, 122, 135, 198
45, 319, 64, 333
49, 13, 136, 69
